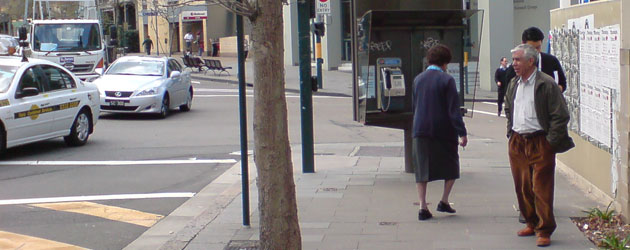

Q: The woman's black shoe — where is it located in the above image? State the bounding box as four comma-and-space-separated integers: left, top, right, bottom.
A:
437, 201, 456, 213
418, 209, 433, 220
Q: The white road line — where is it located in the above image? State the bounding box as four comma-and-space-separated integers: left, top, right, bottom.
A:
482, 102, 498, 106
230, 150, 253, 156
473, 109, 506, 118
192, 81, 201, 84
194, 89, 252, 93
195, 94, 349, 99
0, 192, 196, 206
0, 159, 237, 166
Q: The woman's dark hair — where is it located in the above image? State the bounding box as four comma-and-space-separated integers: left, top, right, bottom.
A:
521, 27, 544, 43
500, 57, 506, 62
427, 44, 452, 66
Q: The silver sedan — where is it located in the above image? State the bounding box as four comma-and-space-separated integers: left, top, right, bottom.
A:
94, 56, 192, 118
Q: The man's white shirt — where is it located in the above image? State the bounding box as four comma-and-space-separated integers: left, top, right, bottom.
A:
513, 70, 543, 134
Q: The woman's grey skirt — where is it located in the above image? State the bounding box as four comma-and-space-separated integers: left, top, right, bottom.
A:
412, 136, 460, 183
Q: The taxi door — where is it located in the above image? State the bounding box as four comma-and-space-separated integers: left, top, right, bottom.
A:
40, 65, 82, 134
5, 66, 54, 146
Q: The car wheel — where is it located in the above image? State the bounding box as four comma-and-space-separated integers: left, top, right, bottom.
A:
180, 88, 193, 112
159, 94, 170, 118
64, 110, 91, 146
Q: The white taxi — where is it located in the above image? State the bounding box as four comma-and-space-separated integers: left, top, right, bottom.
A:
0, 55, 100, 154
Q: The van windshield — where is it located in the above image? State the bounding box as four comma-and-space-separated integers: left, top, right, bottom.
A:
0, 65, 18, 93
33, 23, 102, 52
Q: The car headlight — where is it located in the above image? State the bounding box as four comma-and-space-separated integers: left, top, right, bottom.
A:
136, 87, 159, 96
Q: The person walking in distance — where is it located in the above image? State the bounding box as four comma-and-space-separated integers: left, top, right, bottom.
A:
495, 57, 509, 116
412, 44, 468, 221
196, 31, 204, 57
504, 44, 574, 247
184, 31, 194, 54
142, 36, 153, 55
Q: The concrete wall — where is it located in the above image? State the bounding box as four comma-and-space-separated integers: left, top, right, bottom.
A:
550, 0, 630, 217
478, 0, 514, 92
321, 0, 342, 70
513, 0, 559, 50
283, 3, 299, 66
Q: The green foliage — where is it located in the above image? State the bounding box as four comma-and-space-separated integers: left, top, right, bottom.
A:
601, 234, 630, 250
123, 29, 139, 53
585, 202, 616, 222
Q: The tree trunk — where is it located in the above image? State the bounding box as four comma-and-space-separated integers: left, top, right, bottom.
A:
251, 0, 302, 249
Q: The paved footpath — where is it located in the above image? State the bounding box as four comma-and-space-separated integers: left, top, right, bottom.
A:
125, 119, 601, 250
123, 53, 600, 249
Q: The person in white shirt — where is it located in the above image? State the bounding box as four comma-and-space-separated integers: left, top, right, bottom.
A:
504, 44, 574, 247
184, 31, 194, 54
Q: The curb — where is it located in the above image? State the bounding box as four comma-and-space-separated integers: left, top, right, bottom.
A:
124, 160, 253, 250
191, 75, 352, 98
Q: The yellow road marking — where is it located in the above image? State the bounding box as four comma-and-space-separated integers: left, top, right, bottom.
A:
30, 201, 164, 227
0, 230, 86, 250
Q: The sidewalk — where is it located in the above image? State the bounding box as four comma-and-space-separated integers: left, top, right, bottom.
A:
125, 129, 600, 249
122, 53, 598, 249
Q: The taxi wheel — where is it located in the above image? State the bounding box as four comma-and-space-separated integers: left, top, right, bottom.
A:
0, 126, 5, 156
64, 110, 91, 146
180, 88, 193, 112
158, 94, 170, 119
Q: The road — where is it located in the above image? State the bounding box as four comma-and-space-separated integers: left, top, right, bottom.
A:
0, 68, 505, 249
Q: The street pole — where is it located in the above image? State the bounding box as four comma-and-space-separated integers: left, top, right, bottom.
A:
298, 0, 314, 173
315, 32, 323, 89
235, 0, 250, 227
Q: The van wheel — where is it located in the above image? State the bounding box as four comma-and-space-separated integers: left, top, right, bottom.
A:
64, 110, 91, 146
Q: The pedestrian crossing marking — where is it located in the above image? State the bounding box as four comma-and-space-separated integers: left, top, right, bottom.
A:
0, 230, 86, 249
30, 201, 164, 227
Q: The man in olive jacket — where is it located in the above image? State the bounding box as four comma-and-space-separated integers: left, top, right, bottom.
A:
504, 44, 574, 247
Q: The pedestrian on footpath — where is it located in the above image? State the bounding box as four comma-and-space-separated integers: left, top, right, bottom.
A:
184, 31, 194, 54
196, 31, 204, 57
411, 44, 468, 221
507, 26, 568, 224
504, 44, 574, 247
142, 36, 153, 55
495, 57, 508, 116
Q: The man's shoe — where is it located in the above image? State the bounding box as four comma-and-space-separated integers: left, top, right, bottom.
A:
517, 227, 535, 237
536, 236, 551, 247
418, 209, 433, 220
436, 201, 456, 213
518, 213, 526, 223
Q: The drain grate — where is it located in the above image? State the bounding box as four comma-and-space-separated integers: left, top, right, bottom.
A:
224, 240, 259, 250
354, 146, 403, 157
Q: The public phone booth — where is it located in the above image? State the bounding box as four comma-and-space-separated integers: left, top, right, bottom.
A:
352, 10, 483, 172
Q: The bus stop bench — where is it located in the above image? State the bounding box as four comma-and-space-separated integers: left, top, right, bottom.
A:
203, 59, 232, 76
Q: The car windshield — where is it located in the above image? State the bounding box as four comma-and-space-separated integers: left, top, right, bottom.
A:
0, 65, 18, 92
33, 23, 102, 52
106, 61, 164, 76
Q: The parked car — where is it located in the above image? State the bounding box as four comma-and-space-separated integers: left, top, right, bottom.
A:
0, 34, 19, 56
93, 56, 193, 118
0, 54, 100, 154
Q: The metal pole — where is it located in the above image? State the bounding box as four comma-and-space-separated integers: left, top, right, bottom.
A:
298, 0, 314, 173
24, 0, 28, 27
316, 35, 323, 89
236, 0, 249, 227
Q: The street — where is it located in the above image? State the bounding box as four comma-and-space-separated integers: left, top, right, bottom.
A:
0, 73, 408, 249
